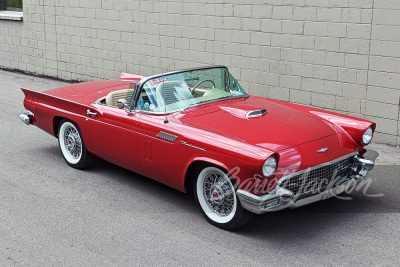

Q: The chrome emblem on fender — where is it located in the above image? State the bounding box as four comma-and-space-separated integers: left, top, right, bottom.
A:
317, 147, 328, 153
180, 140, 206, 151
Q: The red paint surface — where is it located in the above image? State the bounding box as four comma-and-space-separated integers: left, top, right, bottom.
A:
22, 78, 375, 196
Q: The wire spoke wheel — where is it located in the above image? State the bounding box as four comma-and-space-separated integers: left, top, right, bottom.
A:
195, 166, 253, 230
64, 126, 82, 160
196, 167, 238, 225
203, 172, 235, 217
58, 119, 92, 169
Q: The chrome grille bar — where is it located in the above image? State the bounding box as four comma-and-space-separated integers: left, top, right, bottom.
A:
278, 153, 356, 200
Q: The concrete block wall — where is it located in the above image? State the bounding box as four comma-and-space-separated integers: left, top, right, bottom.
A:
0, 0, 399, 144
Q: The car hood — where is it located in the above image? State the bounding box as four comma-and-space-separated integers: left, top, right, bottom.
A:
174, 96, 341, 152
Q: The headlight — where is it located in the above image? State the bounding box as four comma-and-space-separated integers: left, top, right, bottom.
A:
262, 156, 277, 177
362, 127, 373, 145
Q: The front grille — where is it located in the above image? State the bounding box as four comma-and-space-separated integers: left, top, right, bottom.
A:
279, 155, 355, 200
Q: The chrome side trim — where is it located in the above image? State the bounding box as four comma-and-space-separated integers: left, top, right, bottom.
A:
156, 131, 178, 143
277, 152, 357, 186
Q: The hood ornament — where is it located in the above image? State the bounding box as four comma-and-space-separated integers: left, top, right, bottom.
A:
317, 147, 328, 153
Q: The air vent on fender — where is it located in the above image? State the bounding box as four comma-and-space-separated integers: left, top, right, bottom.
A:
156, 131, 178, 142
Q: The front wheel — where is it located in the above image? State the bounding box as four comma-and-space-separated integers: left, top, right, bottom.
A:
58, 119, 93, 169
194, 166, 253, 230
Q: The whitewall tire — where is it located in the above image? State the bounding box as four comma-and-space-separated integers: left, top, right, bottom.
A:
58, 119, 93, 169
194, 166, 253, 230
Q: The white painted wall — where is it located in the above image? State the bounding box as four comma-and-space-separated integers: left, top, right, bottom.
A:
1, 0, 399, 144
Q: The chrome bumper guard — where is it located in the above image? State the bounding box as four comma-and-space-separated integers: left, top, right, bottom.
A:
20, 110, 34, 125
237, 150, 379, 214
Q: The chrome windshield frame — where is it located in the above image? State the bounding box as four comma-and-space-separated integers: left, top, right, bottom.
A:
129, 65, 248, 113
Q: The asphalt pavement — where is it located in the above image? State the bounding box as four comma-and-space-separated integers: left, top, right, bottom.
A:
1, 69, 399, 266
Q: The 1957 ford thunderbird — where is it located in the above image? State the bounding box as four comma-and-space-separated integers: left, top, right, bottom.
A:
20, 66, 378, 230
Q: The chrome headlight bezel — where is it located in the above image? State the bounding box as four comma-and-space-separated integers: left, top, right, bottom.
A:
362, 127, 373, 145
262, 156, 277, 177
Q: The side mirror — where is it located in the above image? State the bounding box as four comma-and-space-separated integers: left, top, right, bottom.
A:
117, 99, 128, 109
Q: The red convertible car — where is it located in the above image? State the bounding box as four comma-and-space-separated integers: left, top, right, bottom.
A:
20, 66, 378, 230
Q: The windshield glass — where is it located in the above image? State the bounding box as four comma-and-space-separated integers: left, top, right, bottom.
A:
137, 67, 247, 113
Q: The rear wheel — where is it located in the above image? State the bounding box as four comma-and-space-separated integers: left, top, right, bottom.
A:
58, 119, 93, 169
194, 166, 253, 230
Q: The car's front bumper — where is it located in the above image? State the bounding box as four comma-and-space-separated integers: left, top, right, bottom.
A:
237, 149, 379, 214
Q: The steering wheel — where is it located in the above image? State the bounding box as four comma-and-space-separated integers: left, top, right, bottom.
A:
191, 80, 216, 96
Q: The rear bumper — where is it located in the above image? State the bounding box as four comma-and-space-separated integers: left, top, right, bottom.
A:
20, 110, 34, 125
237, 149, 378, 214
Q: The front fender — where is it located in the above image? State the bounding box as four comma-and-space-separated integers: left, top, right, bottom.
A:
308, 110, 376, 146
265, 98, 376, 148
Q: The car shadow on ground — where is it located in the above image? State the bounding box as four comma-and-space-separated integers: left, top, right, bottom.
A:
86, 155, 198, 213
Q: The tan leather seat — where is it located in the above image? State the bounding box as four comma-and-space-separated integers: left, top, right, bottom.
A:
105, 89, 134, 106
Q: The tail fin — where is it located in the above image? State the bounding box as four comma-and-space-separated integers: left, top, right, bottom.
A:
119, 72, 145, 81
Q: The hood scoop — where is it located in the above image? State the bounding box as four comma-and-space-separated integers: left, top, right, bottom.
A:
219, 105, 268, 119
246, 108, 267, 119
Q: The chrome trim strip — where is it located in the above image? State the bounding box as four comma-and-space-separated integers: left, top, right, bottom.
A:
277, 152, 357, 186
138, 65, 227, 87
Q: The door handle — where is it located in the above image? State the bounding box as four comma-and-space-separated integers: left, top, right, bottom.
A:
87, 109, 97, 116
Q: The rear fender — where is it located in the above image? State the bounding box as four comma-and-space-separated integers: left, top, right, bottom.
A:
21, 88, 98, 138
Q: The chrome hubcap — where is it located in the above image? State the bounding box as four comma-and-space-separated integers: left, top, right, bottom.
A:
67, 135, 76, 149
203, 172, 235, 216
64, 126, 81, 159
